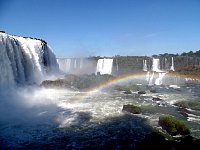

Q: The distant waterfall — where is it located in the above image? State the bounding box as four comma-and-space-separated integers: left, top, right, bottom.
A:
155, 72, 167, 85
80, 59, 83, 69
149, 72, 154, 85
116, 58, 119, 72
152, 58, 161, 72
74, 59, 77, 69
57, 58, 71, 73
96, 58, 113, 75
143, 60, 147, 71
170, 57, 175, 71
148, 58, 167, 85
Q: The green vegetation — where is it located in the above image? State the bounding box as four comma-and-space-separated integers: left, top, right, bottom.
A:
114, 84, 139, 93
176, 67, 200, 77
122, 104, 142, 114
174, 100, 200, 111
41, 79, 66, 88
158, 115, 190, 136
41, 74, 114, 90
188, 101, 200, 111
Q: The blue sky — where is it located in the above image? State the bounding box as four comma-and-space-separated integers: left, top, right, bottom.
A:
1, 0, 200, 57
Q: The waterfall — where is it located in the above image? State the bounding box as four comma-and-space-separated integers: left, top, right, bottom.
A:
74, 59, 77, 69
155, 72, 167, 85
57, 58, 71, 73
149, 58, 167, 85
143, 60, 147, 71
170, 57, 175, 71
152, 58, 161, 72
116, 58, 119, 73
96, 58, 113, 75
146, 71, 150, 81
80, 59, 83, 69
0, 32, 58, 88
149, 71, 154, 85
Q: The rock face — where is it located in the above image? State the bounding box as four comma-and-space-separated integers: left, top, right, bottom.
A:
0, 32, 59, 88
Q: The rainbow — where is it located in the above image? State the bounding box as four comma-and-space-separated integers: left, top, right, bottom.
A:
85, 72, 199, 96
81, 72, 152, 98
71, 72, 200, 101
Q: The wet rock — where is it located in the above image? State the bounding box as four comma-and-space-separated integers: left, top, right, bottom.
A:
174, 101, 188, 108
152, 97, 162, 101
150, 89, 157, 93
158, 115, 190, 136
123, 90, 132, 94
178, 107, 190, 117
132, 93, 140, 98
122, 104, 142, 114
138, 91, 146, 95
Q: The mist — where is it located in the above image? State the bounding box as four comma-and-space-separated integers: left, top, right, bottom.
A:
0, 86, 60, 124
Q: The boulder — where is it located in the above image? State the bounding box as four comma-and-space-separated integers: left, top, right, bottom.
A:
122, 104, 142, 114
138, 91, 146, 95
152, 97, 162, 101
158, 115, 190, 136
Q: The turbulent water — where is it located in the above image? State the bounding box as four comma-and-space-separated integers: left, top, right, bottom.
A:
1, 79, 200, 149
0, 32, 58, 88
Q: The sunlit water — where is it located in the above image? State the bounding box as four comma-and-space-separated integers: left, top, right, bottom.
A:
1, 82, 200, 149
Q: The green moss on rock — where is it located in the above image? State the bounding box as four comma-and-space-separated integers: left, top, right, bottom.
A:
158, 115, 190, 136
174, 100, 200, 111
122, 104, 142, 114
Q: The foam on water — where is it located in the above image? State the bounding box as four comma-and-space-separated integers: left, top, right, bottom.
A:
1, 82, 200, 148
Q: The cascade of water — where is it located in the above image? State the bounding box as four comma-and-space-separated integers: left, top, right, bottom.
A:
96, 58, 113, 75
149, 71, 155, 85
146, 71, 150, 81
57, 58, 72, 73
170, 57, 175, 71
0, 32, 58, 88
74, 59, 77, 69
149, 58, 168, 85
80, 59, 83, 69
116, 58, 119, 72
155, 72, 167, 85
57, 59, 65, 72
152, 58, 161, 72
143, 60, 147, 71
66, 58, 71, 71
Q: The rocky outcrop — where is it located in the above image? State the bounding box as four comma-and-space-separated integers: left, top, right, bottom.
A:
41, 74, 114, 90
122, 104, 142, 114
158, 115, 190, 136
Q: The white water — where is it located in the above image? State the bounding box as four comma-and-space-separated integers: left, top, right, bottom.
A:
96, 58, 113, 75
57, 58, 86, 73
147, 58, 168, 85
148, 72, 155, 85
1, 83, 200, 149
152, 58, 161, 72
170, 57, 175, 71
74, 59, 77, 69
0, 32, 58, 88
143, 60, 147, 71
116, 58, 119, 72
80, 58, 83, 69
155, 72, 167, 85
57, 58, 71, 73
